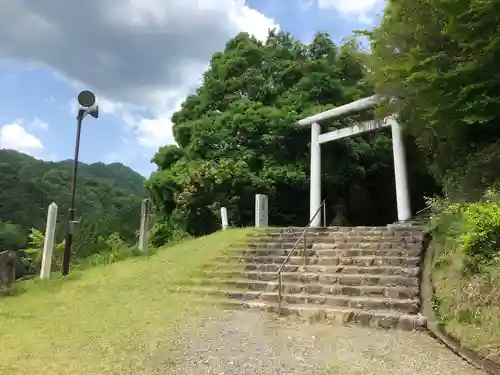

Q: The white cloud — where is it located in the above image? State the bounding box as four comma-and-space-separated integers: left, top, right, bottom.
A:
30, 117, 49, 131
0, 123, 45, 157
317, 0, 383, 24
135, 116, 176, 149
0, 1, 278, 152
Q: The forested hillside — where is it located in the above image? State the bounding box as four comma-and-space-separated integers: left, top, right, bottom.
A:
0, 149, 145, 259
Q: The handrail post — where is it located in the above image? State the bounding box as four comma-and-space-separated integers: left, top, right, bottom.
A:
278, 273, 283, 315
303, 233, 307, 265
323, 202, 326, 227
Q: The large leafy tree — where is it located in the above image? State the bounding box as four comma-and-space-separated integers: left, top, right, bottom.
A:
369, 0, 500, 199
147, 30, 436, 240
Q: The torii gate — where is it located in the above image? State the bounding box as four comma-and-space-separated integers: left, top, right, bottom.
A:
297, 95, 411, 227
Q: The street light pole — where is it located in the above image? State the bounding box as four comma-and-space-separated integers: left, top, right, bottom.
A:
61, 109, 85, 276
61, 90, 98, 276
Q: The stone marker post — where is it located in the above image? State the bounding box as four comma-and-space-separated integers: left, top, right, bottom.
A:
40, 202, 58, 280
220, 207, 228, 230
0, 251, 17, 289
138, 199, 151, 251
255, 194, 269, 228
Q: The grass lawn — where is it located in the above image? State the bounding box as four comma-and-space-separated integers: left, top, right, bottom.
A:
0, 228, 252, 375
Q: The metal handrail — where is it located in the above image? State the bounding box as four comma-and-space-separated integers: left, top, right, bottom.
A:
415, 205, 431, 215
276, 199, 326, 314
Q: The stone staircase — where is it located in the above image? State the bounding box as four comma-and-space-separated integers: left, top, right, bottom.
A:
197, 224, 428, 331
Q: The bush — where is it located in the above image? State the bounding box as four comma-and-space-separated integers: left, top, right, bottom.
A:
149, 221, 191, 247
81, 232, 152, 268
429, 191, 500, 275
0, 222, 27, 251
18, 229, 153, 275
82, 246, 146, 268
459, 200, 500, 274
18, 228, 66, 277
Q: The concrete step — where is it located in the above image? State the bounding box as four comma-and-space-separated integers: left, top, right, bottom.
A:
206, 263, 420, 276
251, 233, 425, 241
198, 297, 427, 331
207, 290, 420, 314
227, 248, 422, 258
234, 241, 422, 250
196, 278, 417, 296
183, 279, 420, 299
200, 226, 428, 331
204, 270, 419, 287
243, 237, 424, 245
311, 242, 422, 249
215, 255, 421, 267
276, 303, 427, 330
255, 226, 425, 236
255, 228, 388, 236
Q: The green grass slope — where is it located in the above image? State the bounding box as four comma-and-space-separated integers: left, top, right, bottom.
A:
0, 228, 252, 375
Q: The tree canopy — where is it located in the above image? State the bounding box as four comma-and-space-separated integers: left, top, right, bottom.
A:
147, 30, 437, 242
369, 0, 500, 200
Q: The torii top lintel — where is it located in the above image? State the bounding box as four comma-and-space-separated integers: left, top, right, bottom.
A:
296, 95, 382, 128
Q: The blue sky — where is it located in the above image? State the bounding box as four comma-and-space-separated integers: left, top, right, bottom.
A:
0, 0, 384, 177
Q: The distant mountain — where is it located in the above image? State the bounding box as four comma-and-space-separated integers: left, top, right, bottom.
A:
0, 149, 146, 244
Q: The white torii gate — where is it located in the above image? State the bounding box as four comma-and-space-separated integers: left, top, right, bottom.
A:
297, 95, 411, 227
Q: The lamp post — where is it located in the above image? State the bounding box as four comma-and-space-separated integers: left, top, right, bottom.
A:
61, 90, 99, 276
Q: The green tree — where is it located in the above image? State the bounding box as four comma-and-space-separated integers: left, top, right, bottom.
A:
369, 0, 500, 199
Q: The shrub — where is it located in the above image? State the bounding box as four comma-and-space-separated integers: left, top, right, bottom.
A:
459, 199, 500, 274
428, 190, 500, 275
81, 232, 154, 268
0, 222, 26, 251
149, 221, 191, 247
23, 228, 65, 273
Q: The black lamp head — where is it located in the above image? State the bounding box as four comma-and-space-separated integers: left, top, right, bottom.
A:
77, 90, 96, 107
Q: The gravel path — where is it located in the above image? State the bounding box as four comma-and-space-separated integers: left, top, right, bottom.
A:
159, 308, 485, 375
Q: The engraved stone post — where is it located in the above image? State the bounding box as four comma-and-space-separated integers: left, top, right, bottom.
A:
255, 194, 269, 228
138, 199, 151, 251
0, 250, 17, 289
40, 202, 58, 280
220, 207, 228, 231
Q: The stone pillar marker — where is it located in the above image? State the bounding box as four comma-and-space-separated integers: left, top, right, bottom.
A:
138, 199, 151, 251
0, 250, 17, 289
40, 202, 58, 280
255, 194, 269, 228
220, 207, 228, 231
